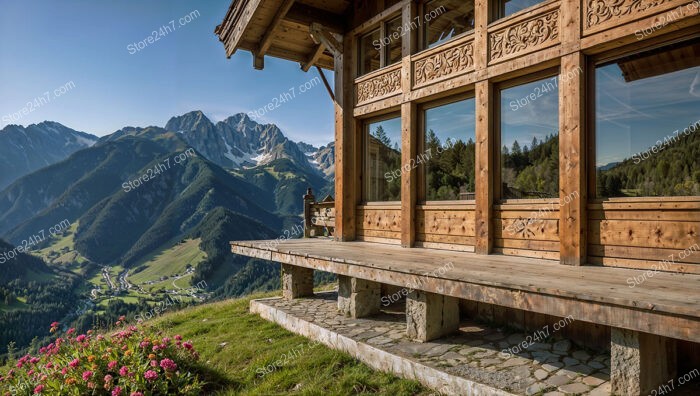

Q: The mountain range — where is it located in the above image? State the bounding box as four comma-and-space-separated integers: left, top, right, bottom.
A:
0, 111, 335, 354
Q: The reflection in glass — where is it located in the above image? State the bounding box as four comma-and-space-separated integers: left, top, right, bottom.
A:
500, 77, 559, 199
385, 17, 403, 65
424, 98, 476, 200
424, 0, 475, 49
359, 29, 380, 76
365, 117, 402, 202
497, 0, 544, 19
595, 40, 700, 198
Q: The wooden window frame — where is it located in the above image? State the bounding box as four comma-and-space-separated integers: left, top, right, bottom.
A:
494, 67, 560, 203
356, 12, 403, 78
587, 36, 700, 203
361, 111, 403, 204
418, 91, 477, 205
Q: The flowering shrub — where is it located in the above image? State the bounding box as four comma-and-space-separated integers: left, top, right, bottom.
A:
0, 319, 203, 395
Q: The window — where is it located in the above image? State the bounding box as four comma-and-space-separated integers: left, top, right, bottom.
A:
423, 0, 475, 49
385, 17, 403, 66
499, 75, 559, 199
364, 116, 402, 202
493, 0, 546, 20
359, 29, 381, 76
423, 97, 476, 201
358, 17, 403, 76
595, 39, 700, 198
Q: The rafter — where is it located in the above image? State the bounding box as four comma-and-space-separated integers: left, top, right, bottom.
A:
309, 23, 343, 56
254, 0, 295, 69
301, 43, 326, 72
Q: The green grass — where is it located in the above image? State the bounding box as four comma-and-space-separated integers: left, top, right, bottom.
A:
148, 292, 430, 396
35, 223, 91, 272
129, 239, 206, 293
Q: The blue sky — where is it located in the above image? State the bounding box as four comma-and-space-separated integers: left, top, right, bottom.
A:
0, 0, 334, 147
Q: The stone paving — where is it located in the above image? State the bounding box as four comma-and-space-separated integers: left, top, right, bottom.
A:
258, 292, 614, 395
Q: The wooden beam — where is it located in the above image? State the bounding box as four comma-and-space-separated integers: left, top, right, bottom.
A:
286, 3, 345, 34
475, 80, 493, 255
400, 1, 417, 248
257, 0, 295, 59
310, 23, 343, 56
301, 43, 325, 72
315, 66, 335, 102
559, 52, 587, 265
334, 33, 356, 241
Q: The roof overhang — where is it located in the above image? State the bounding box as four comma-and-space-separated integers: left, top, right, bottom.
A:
215, 0, 349, 71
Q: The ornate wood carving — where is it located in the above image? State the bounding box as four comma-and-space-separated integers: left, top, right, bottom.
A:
586, 0, 675, 28
489, 9, 560, 62
413, 41, 475, 86
356, 68, 401, 104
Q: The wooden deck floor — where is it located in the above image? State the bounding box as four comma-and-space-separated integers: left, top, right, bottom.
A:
231, 239, 700, 343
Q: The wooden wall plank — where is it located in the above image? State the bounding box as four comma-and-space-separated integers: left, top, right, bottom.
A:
559, 51, 586, 265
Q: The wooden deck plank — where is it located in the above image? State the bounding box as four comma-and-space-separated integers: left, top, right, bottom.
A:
230, 239, 700, 342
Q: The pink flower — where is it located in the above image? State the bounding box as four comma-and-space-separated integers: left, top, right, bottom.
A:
29, 357, 40, 364
144, 370, 158, 381
67, 328, 76, 336
61, 368, 68, 375
112, 386, 122, 396
119, 366, 129, 376
33, 384, 44, 394
159, 358, 177, 372
82, 371, 93, 381
174, 335, 182, 341
45, 362, 53, 369
130, 392, 144, 396
150, 360, 157, 367
50, 321, 59, 328
76, 334, 87, 342
139, 341, 150, 349
107, 360, 118, 370
104, 374, 113, 383
69, 358, 80, 368
183, 341, 193, 350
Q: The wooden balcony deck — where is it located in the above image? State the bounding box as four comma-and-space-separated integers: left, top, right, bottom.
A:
231, 239, 700, 343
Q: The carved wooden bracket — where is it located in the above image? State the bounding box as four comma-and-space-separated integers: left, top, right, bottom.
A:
310, 22, 343, 56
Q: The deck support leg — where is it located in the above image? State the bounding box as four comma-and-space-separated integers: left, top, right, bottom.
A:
610, 328, 676, 395
406, 290, 459, 342
337, 275, 381, 318
281, 264, 314, 300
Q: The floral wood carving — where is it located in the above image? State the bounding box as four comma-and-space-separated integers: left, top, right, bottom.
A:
356, 68, 402, 104
586, 0, 674, 28
490, 9, 560, 61
414, 41, 475, 86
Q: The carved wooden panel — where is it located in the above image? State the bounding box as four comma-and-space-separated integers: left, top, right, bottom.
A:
356, 68, 402, 104
585, 0, 676, 31
413, 40, 475, 87
489, 9, 560, 63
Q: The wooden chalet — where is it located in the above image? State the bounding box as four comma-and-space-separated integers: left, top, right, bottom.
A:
217, 1, 700, 394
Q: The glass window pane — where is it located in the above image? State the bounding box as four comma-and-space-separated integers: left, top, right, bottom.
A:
424, 98, 476, 201
499, 0, 545, 19
359, 29, 381, 75
385, 17, 403, 65
365, 117, 402, 202
595, 40, 700, 198
424, 0, 475, 49
500, 77, 559, 199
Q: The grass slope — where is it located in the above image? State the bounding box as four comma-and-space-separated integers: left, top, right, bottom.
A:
148, 293, 430, 395
129, 238, 207, 293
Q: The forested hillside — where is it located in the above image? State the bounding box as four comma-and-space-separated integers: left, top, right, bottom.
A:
597, 125, 700, 197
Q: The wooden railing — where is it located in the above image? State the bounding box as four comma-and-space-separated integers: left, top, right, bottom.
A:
303, 188, 335, 238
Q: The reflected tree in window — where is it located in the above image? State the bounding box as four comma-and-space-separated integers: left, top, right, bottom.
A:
365, 119, 402, 202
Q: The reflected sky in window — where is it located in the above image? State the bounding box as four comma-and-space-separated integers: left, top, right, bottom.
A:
595, 64, 700, 167
425, 99, 476, 142
503, 0, 544, 17
500, 78, 559, 149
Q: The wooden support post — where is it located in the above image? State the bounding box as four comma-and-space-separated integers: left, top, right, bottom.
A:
281, 264, 314, 299
334, 33, 356, 241
400, 1, 417, 248
559, 52, 586, 265
337, 275, 381, 318
474, 80, 493, 254
406, 290, 459, 342
473, 0, 489, 72
611, 328, 677, 395
303, 188, 315, 238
